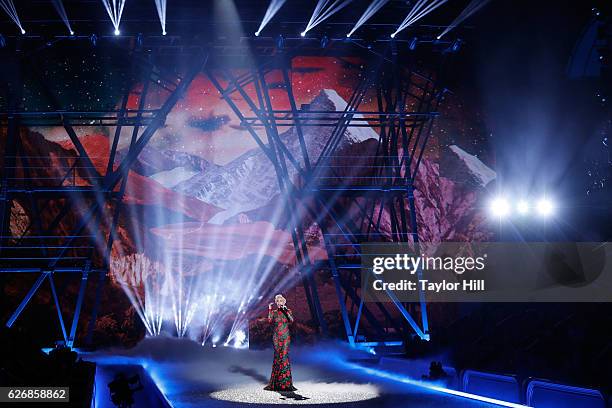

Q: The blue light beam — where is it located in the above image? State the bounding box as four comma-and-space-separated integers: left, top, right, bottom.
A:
0, 0, 25, 34
154, 0, 167, 35
347, 0, 390, 38
52, 0, 74, 35
100, 0, 126, 35
437, 0, 492, 39
391, 0, 449, 38
303, 0, 354, 36
255, 0, 287, 36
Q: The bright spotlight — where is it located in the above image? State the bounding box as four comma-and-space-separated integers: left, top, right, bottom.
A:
516, 200, 529, 215
70, 30, 74, 35
256, 0, 287, 38
346, 33, 351, 38
390, 32, 396, 39
114, 28, 120, 36
300, 31, 306, 37
162, 30, 167, 36
490, 197, 510, 218
536, 198, 554, 217
20, 29, 25, 34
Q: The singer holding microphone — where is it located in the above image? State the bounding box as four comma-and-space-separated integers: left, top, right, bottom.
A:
264, 294, 297, 391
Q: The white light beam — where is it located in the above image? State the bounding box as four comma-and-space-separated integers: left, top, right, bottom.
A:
154, 0, 167, 35
52, 0, 74, 35
347, 0, 390, 37
437, 0, 492, 39
303, 0, 354, 36
100, 0, 127, 35
255, 0, 287, 36
392, 0, 449, 38
0, 0, 25, 34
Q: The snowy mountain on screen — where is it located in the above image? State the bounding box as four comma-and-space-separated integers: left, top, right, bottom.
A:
174, 89, 379, 224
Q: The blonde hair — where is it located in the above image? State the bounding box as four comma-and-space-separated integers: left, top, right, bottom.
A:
274, 294, 286, 305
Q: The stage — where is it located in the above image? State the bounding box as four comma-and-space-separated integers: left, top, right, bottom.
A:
86, 337, 517, 407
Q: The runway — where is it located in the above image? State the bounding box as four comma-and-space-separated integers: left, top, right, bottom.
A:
86, 337, 515, 407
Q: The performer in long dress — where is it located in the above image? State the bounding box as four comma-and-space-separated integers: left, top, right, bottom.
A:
264, 294, 297, 391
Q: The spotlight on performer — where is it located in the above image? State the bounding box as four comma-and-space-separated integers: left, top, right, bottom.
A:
536, 198, 555, 217
489, 197, 510, 218
516, 199, 530, 215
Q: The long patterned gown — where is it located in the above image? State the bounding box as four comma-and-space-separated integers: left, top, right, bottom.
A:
264, 307, 297, 391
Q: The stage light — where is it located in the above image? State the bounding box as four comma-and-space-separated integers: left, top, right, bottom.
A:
409, 36, 418, 50
256, 0, 287, 37
303, 0, 354, 38
490, 197, 510, 217
346, 33, 351, 38
516, 200, 529, 215
300, 31, 306, 37
0, 0, 26, 35
348, 0, 390, 38
101, 0, 126, 38
536, 198, 554, 217
154, 0, 167, 39
390, 33, 396, 39
52, 0, 73, 37
437, 0, 492, 39
393, 0, 450, 39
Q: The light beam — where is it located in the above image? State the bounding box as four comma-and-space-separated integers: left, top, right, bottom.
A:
0, 0, 25, 34
391, 0, 449, 38
256, 0, 287, 37
101, 0, 127, 35
302, 0, 354, 36
52, 0, 73, 35
347, 0, 390, 38
154, 0, 167, 35
437, 0, 492, 39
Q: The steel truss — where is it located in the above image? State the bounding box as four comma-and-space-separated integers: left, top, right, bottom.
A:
207, 42, 446, 347
0, 41, 208, 347
1, 33, 450, 348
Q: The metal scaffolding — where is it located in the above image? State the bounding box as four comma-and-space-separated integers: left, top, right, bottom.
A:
207, 40, 447, 347
0, 38, 208, 347
0, 33, 452, 348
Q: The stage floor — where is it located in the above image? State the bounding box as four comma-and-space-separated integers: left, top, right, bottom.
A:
87, 337, 507, 407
